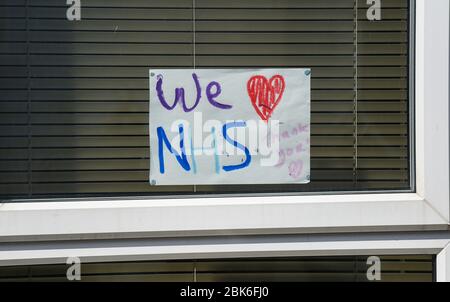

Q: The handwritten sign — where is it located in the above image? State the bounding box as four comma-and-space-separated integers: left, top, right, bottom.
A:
149, 69, 311, 185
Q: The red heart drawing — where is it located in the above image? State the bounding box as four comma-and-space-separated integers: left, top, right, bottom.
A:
247, 75, 286, 122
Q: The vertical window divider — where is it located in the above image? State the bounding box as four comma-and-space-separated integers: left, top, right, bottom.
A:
25, 0, 32, 198
409, 0, 416, 191
193, 0, 197, 193
353, 0, 360, 187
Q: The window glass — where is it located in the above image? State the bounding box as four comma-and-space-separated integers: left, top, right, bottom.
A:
0, 0, 411, 199
0, 256, 433, 282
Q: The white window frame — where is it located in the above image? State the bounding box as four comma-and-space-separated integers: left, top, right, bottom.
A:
0, 0, 449, 280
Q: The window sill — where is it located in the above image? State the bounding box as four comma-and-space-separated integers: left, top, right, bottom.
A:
0, 192, 447, 242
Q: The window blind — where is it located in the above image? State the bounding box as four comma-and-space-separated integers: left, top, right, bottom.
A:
0, 0, 411, 199
0, 255, 433, 282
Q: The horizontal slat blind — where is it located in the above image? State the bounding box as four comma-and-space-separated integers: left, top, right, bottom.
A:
0, 0, 411, 199
0, 256, 433, 282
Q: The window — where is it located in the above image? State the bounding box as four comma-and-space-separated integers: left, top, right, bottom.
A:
0, 0, 412, 199
0, 256, 434, 282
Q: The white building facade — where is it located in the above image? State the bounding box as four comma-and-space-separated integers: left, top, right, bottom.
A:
0, 0, 449, 282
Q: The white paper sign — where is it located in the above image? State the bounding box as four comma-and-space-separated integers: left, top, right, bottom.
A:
149, 68, 310, 185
